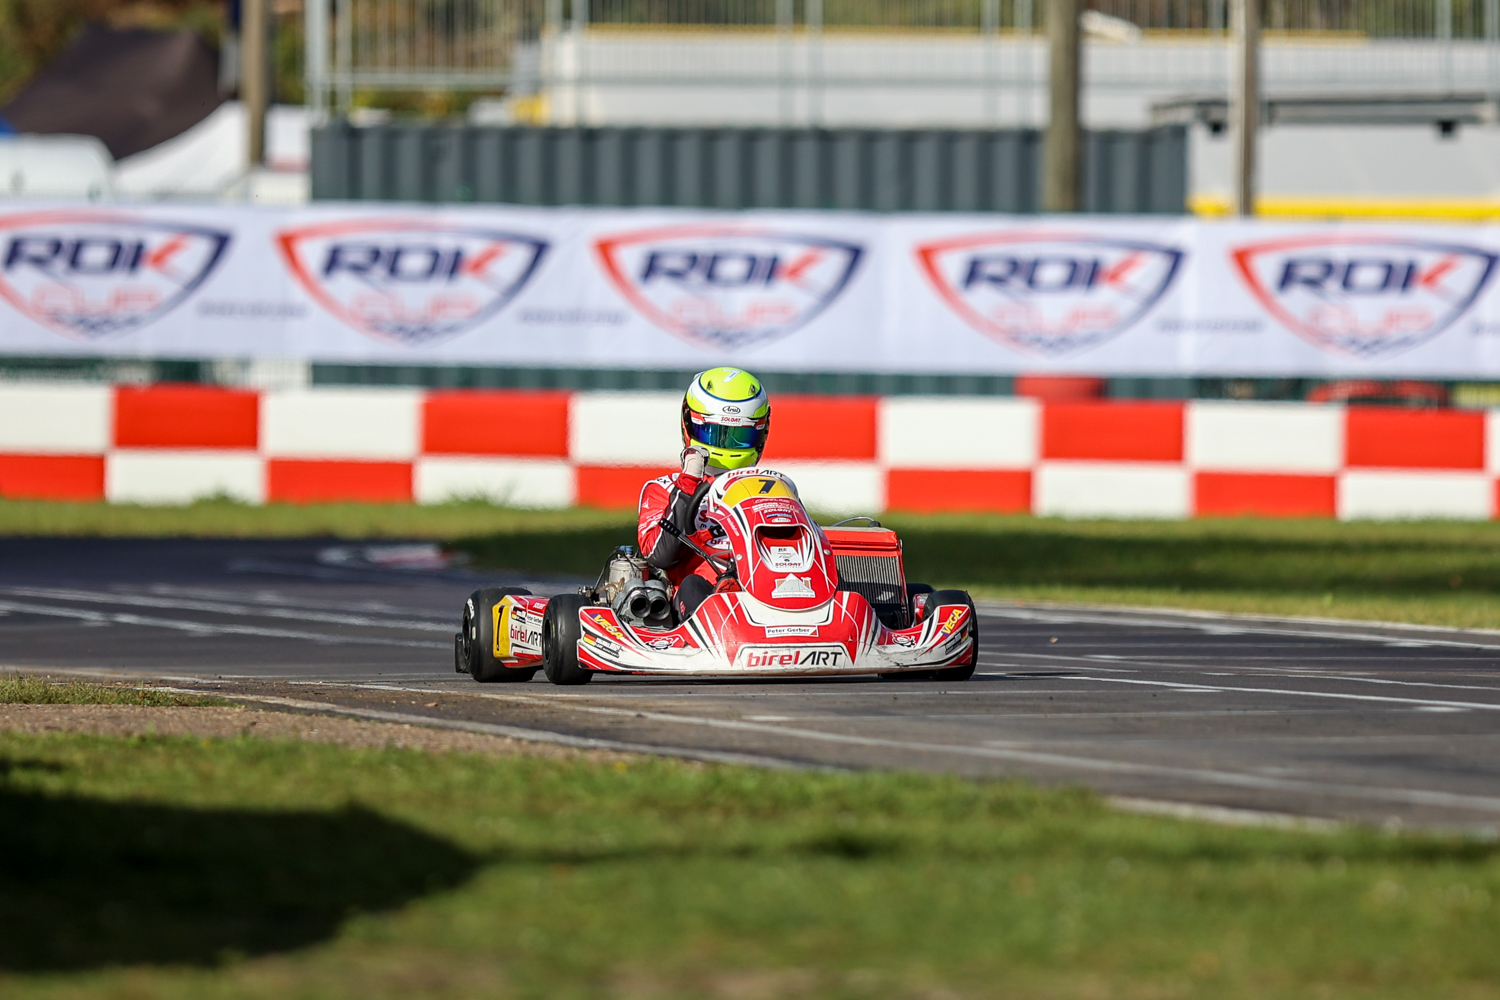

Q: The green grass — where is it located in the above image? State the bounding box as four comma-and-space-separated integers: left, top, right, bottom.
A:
0, 498, 629, 540
453, 511, 1500, 630
0, 675, 220, 707
881, 514, 1500, 630
0, 732, 1496, 999
4, 499, 1500, 628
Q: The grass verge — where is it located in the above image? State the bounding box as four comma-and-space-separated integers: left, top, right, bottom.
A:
4, 500, 1500, 628
454, 512, 1500, 630
0, 732, 1496, 999
0, 675, 220, 707
0, 498, 629, 540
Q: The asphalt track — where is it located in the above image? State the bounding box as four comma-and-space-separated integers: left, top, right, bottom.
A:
4, 537, 1500, 831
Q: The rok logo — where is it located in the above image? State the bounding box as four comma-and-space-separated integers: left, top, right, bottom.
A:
594, 226, 863, 349
1232, 236, 1498, 357
277, 220, 548, 345
0, 213, 229, 339
916, 233, 1184, 356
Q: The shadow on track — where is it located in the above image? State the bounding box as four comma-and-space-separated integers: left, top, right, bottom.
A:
0, 771, 478, 971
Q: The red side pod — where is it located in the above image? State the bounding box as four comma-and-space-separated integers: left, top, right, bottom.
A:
824, 527, 907, 587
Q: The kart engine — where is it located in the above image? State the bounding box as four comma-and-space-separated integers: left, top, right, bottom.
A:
600, 547, 674, 627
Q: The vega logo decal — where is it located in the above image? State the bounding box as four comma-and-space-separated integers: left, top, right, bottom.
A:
916, 232, 1184, 356
277, 219, 548, 345
1231, 235, 1498, 357
594, 226, 863, 349
0, 213, 229, 339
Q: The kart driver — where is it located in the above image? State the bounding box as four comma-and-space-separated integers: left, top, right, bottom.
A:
639, 367, 771, 622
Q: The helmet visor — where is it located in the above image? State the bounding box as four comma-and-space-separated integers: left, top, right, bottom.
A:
688, 414, 767, 452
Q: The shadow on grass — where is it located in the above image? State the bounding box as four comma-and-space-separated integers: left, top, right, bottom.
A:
0, 784, 478, 971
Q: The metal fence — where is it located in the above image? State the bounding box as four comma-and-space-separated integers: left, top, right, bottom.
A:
304, 0, 1500, 127
309, 122, 1188, 212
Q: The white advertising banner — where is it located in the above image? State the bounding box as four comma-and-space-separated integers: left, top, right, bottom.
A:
4, 202, 1500, 376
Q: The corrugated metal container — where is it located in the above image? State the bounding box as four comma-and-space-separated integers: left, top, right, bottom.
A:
312, 123, 1187, 214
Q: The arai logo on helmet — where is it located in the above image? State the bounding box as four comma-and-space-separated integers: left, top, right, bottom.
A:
277, 219, 548, 345
594, 226, 863, 349
0, 213, 230, 339
1231, 236, 1498, 357
916, 233, 1184, 356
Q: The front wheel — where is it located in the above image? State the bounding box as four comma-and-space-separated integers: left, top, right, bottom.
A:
928, 589, 978, 682
463, 587, 539, 683
542, 593, 593, 686
879, 589, 977, 682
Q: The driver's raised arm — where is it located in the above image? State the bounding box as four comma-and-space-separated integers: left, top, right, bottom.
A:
640, 446, 709, 569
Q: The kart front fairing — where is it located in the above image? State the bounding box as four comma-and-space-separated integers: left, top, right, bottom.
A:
573, 468, 975, 677
574, 588, 975, 676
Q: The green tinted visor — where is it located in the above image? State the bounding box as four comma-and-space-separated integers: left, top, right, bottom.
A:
687, 412, 767, 451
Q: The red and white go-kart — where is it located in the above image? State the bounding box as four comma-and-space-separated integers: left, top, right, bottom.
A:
455, 467, 978, 685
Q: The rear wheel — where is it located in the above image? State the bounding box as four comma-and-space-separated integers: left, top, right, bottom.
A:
463, 587, 539, 683
542, 593, 593, 686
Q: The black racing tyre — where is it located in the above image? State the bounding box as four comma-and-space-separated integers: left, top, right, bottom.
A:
463, 587, 538, 683
879, 588, 977, 682
542, 593, 593, 686
928, 589, 978, 682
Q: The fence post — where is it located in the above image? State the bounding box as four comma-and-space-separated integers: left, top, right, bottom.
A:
1230, 0, 1259, 217
777, 0, 794, 126
1488, 0, 1499, 105
543, 0, 562, 123
243, 0, 268, 166
305, 0, 329, 118
982, 0, 1000, 125
334, 0, 352, 114
1438, 0, 1453, 93
807, 0, 824, 127
1044, 0, 1081, 211
1017, 0, 1035, 124
572, 0, 589, 127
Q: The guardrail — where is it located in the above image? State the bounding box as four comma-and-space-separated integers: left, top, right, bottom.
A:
1, 382, 1492, 519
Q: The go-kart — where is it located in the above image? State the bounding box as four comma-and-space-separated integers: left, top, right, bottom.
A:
454, 466, 977, 685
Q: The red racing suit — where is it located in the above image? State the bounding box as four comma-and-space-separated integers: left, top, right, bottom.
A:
637, 468, 730, 587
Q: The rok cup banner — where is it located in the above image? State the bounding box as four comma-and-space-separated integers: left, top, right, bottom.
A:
5, 202, 1500, 377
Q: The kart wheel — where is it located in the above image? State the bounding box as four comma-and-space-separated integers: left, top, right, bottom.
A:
879, 589, 977, 682
929, 590, 978, 682
464, 587, 538, 683
542, 593, 593, 686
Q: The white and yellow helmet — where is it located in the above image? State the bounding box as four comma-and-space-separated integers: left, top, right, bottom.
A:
681, 367, 771, 472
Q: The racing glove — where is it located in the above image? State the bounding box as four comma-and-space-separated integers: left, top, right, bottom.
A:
645, 448, 714, 570
680, 445, 709, 483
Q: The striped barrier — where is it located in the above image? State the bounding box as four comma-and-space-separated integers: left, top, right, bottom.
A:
0, 382, 1494, 519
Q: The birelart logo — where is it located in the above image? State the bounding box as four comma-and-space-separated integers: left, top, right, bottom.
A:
916, 232, 1184, 356
594, 226, 863, 349
277, 220, 548, 345
0, 213, 230, 339
1231, 235, 1498, 357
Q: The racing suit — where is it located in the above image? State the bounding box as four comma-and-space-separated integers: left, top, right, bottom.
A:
637, 463, 727, 621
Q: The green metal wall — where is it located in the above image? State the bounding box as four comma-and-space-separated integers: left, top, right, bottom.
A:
311, 123, 1187, 214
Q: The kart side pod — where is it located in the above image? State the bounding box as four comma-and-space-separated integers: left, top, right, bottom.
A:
823, 523, 911, 628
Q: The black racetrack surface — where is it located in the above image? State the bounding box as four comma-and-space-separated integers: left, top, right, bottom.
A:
4, 538, 1500, 831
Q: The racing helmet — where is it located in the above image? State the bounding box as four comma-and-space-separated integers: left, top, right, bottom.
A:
681, 367, 771, 472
